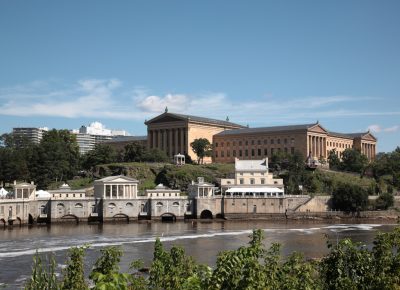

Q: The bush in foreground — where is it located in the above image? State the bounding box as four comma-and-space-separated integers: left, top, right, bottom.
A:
23, 227, 400, 290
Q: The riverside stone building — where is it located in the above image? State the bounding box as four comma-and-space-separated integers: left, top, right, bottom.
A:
145, 112, 377, 164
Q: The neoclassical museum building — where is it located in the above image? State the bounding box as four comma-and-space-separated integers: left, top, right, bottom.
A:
145, 110, 377, 164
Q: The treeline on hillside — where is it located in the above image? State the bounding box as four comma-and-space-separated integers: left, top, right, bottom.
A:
267, 148, 399, 211
0, 130, 169, 189
23, 227, 400, 290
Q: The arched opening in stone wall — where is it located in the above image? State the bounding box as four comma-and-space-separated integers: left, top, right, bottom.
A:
61, 214, 79, 224
200, 209, 213, 219
161, 212, 176, 222
113, 213, 129, 223
28, 214, 34, 225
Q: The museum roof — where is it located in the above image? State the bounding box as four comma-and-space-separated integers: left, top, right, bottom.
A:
235, 159, 268, 171
145, 112, 246, 128
104, 136, 147, 143
215, 123, 318, 136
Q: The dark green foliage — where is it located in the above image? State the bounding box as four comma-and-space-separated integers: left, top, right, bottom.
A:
82, 144, 118, 170
340, 148, 369, 174
320, 227, 400, 290
61, 246, 89, 290
331, 183, 369, 212
327, 149, 341, 170
375, 192, 394, 210
190, 138, 212, 164
29, 130, 80, 188
24, 227, 400, 290
24, 251, 58, 290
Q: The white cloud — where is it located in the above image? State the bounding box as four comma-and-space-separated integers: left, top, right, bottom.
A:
368, 124, 382, 133
367, 124, 399, 133
384, 125, 399, 132
0, 79, 396, 127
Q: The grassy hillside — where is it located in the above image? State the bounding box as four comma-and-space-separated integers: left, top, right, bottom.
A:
49, 162, 379, 196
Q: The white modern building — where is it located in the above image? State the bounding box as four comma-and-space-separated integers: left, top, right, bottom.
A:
72, 121, 130, 154
12, 127, 48, 146
221, 158, 284, 197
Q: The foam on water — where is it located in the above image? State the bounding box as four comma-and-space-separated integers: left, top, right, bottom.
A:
0, 224, 387, 258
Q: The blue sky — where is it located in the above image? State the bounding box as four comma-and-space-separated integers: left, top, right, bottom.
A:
0, 1, 399, 152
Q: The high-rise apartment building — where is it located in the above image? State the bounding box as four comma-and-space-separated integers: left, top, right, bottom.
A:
12, 127, 48, 146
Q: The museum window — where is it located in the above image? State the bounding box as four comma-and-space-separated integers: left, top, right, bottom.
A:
257, 140, 261, 145
221, 151, 224, 157
284, 147, 288, 153
239, 179, 244, 185
215, 142, 218, 147
271, 148, 274, 155
233, 141, 236, 146
250, 179, 255, 185
251, 140, 255, 145
271, 139, 274, 144
291, 138, 295, 145
277, 139, 280, 144
227, 150, 230, 157
261, 178, 265, 184
251, 149, 255, 156
221, 142, 224, 147
233, 150, 236, 157
284, 138, 287, 145
291, 147, 295, 154
215, 151, 218, 157
264, 148, 268, 156
245, 149, 248, 156
264, 139, 268, 144
239, 150, 242, 157
227, 142, 230, 146
239, 141, 242, 146
257, 149, 261, 156
245, 141, 248, 145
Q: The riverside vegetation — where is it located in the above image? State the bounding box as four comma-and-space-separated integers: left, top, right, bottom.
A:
1, 130, 399, 211
23, 227, 400, 290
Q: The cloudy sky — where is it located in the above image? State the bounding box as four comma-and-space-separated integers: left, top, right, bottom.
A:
0, 1, 399, 152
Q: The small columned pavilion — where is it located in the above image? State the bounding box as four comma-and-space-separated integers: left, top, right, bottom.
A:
174, 153, 185, 166
93, 175, 139, 199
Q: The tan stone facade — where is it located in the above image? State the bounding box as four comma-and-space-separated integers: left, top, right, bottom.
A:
213, 123, 377, 163
145, 113, 377, 164
145, 112, 245, 163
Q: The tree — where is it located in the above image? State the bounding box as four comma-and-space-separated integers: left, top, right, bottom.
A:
81, 144, 117, 170
61, 246, 88, 290
327, 149, 340, 170
331, 183, 369, 212
374, 192, 394, 210
28, 130, 80, 188
190, 138, 212, 164
340, 148, 368, 173
123, 143, 146, 162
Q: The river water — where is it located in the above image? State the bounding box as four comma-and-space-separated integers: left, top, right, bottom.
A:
0, 220, 398, 289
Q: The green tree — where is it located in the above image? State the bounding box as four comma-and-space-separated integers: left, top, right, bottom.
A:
24, 252, 58, 290
123, 143, 146, 162
331, 183, 369, 212
29, 129, 80, 188
374, 192, 394, 210
61, 246, 88, 290
190, 138, 212, 164
82, 144, 117, 170
327, 149, 340, 170
142, 148, 170, 162
340, 148, 369, 173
